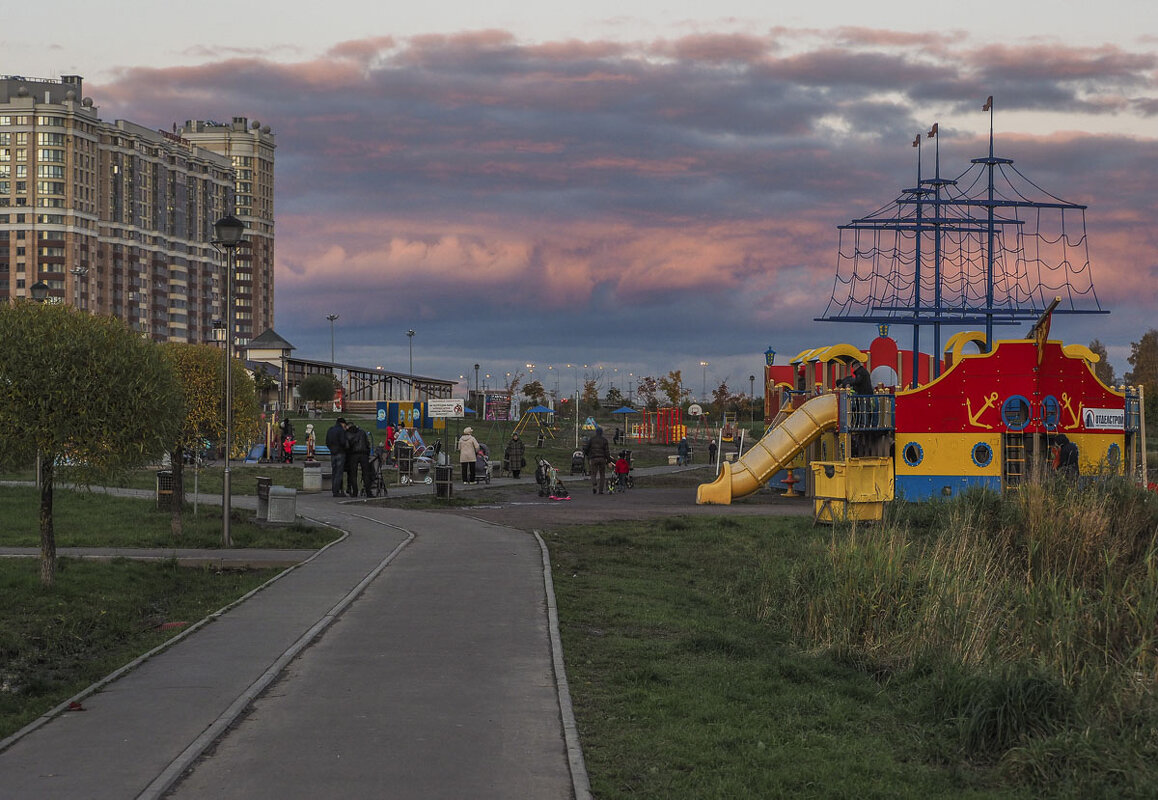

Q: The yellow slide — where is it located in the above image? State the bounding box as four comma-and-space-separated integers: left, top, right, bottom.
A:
696, 393, 838, 504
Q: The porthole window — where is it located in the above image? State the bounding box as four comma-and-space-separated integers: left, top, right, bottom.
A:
1041, 395, 1060, 430
1001, 395, 1031, 431
1107, 443, 1121, 468
971, 442, 993, 468
902, 442, 923, 467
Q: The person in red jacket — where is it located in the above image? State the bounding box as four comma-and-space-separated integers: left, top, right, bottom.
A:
613, 453, 630, 492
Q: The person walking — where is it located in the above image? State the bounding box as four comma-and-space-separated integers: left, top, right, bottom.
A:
458, 426, 480, 484
345, 422, 373, 497
708, 439, 718, 471
325, 418, 349, 497
504, 432, 526, 478
677, 436, 690, 466
584, 426, 611, 494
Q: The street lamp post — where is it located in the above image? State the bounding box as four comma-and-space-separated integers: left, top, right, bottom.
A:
326, 314, 339, 364
407, 329, 415, 399
749, 375, 756, 422
474, 363, 480, 416
213, 214, 245, 548
30, 282, 49, 487
70, 266, 88, 310
700, 360, 710, 402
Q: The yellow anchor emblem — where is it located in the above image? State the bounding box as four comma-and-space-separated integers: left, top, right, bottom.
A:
966, 392, 999, 429
1060, 393, 1082, 430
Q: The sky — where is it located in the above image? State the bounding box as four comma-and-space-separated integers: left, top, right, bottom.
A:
6, 1, 1157, 399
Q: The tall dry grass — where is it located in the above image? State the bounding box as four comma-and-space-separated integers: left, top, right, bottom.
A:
777, 474, 1158, 791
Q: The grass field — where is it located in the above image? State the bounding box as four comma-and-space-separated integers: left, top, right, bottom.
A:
546, 479, 1158, 799
0, 486, 340, 739
0, 485, 339, 549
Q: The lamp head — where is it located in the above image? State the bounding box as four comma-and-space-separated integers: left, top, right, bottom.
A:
31, 281, 50, 302
213, 214, 246, 246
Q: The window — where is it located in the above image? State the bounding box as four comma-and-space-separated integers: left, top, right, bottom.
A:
38, 132, 66, 146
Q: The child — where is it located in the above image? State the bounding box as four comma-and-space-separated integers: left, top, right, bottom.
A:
614, 453, 630, 492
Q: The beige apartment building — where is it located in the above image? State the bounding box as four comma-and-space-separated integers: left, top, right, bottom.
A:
178, 117, 276, 343
0, 74, 275, 346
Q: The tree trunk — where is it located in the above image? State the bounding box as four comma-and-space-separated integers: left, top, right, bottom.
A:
171, 447, 184, 538
39, 453, 56, 588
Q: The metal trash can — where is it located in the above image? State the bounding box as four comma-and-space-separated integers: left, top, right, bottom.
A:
156, 470, 174, 509
267, 486, 297, 523
255, 476, 272, 521
302, 461, 322, 492
434, 464, 454, 499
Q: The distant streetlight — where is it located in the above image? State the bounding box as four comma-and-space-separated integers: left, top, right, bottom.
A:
474, 363, 480, 416
749, 375, 756, 422
407, 329, 415, 399
213, 213, 246, 548
700, 360, 710, 402
326, 314, 339, 364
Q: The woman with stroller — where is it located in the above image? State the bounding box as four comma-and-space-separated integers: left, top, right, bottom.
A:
458, 426, 480, 484
504, 433, 526, 478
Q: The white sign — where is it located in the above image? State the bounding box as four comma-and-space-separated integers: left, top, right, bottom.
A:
1083, 407, 1124, 430
427, 398, 466, 418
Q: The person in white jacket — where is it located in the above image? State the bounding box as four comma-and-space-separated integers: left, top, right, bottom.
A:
458, 426, 481, 484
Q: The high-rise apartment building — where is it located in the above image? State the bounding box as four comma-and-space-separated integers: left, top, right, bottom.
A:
0, 74, 275, 346
178, 118, 276, 344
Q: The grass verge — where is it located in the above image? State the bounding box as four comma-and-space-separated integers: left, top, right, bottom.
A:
0, 486, 339, 549
548, 490, 1158, 798
0, 558, 279, 739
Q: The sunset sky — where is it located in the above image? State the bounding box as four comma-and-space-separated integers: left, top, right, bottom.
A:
8, 1, 1156, 398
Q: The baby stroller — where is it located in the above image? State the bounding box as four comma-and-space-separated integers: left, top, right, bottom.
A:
396, 440, 435, 486
369, 446, 390, 497
536, 457, 571, 500
570, 450, 587, 475
474, 443, 492, 485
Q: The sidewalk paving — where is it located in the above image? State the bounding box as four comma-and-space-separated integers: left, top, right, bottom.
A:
0, 490, 587, 800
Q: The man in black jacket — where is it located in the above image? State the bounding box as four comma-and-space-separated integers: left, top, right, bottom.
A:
584, 426, 611, 495
325, 418, 348, 497
346, 423, 374, 497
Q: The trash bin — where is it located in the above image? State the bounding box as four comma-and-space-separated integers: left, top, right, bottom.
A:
434, 464, 454, 499
255, 476, 272, 521
156, 470, 174, 509
267, 486, 297, 523
302, 461, 322, 492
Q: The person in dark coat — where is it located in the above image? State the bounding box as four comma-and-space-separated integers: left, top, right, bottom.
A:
584, 426, 611, 494
677, 436, 690, 466
504, 433, 526, 479
346, 423, 374, 497
325, 418, 349, 497
836, 360, 872, 395
1055, 434, 1079, 478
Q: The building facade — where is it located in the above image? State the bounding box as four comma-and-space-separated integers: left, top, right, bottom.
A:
178, 118, 276, 344
0, 74, 274, 346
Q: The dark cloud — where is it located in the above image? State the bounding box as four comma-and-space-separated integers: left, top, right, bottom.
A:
88, 27, 1158, 383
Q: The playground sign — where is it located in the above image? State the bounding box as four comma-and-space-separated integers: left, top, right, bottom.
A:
1083, 407, 1124, 430
427, 398, 466, 418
